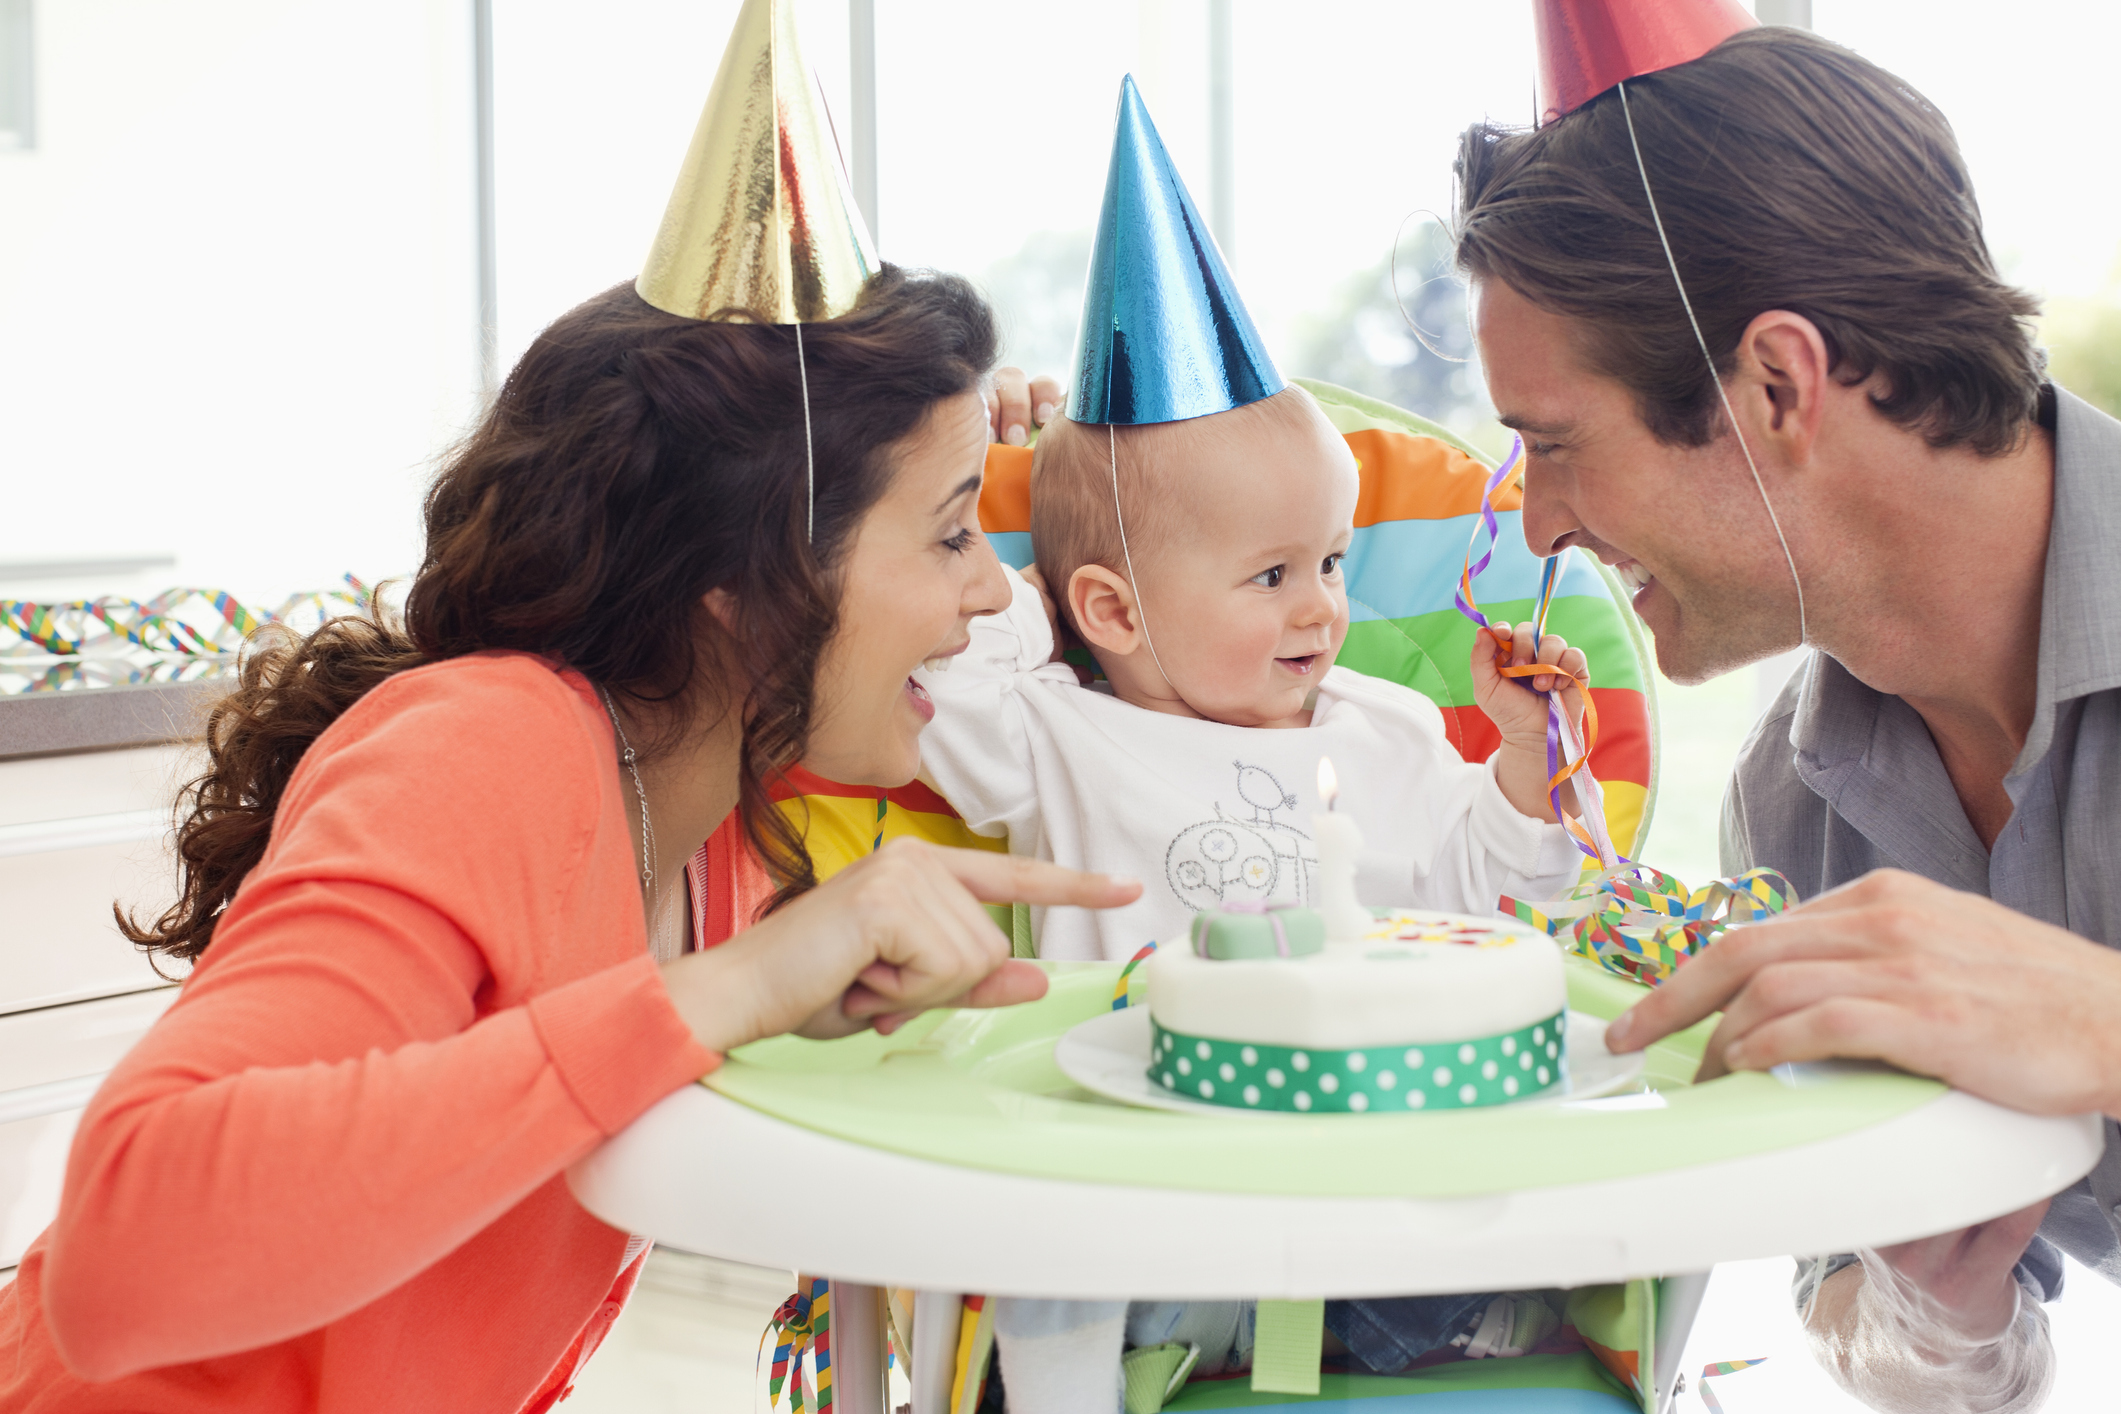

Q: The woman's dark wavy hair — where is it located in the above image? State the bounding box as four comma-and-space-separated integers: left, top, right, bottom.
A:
1454, 27, 2044, 454
124, 265, 998, 962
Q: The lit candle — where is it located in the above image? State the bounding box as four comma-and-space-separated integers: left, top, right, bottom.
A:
1312, 756, 1370, 943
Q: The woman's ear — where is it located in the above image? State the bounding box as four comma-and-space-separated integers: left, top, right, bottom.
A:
1069, 565, 1142, 657
703, 588, 738, 633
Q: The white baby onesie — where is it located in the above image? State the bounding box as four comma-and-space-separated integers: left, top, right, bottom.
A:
915, 565, 1581, 961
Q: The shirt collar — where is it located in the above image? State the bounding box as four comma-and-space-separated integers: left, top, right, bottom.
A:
2019, 386, 2121, 772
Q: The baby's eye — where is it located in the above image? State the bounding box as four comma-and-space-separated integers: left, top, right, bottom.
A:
1249, 565, 1285, 589
1322, 553, 1345, 578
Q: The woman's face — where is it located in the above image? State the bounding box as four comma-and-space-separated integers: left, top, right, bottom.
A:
803, 389, 1008, 787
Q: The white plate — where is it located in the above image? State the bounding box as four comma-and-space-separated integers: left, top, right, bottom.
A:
1054, 1007, 1645, 1117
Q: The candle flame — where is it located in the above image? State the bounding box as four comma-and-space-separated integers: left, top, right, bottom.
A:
1317, 756, 1338, 806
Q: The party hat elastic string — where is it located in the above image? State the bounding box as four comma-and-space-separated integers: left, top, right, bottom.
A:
1616, 78, 1806, 646
794, 322, 816, 543
1110, 423, 1176, 690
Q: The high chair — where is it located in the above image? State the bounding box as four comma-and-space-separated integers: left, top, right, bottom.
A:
692, 381, 1684, 1412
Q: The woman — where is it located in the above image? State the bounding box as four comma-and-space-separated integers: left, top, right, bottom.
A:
0, 268, 1134, 1410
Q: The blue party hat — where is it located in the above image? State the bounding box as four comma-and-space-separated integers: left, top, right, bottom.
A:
1068, 76, 1283, 425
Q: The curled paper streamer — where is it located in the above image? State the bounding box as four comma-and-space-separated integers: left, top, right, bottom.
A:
1458, 440, 1794, 983
1692, 1356, 1767, 1412
1112, 941, 1158, 1011
1500, 865, 1793, 987
1455, 442, 1609, 861
0, 576, 373, 660
760, 1276, 835, 1413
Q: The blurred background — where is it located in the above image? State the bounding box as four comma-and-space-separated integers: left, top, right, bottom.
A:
5, 4, 2120, 1408
6, 0, 2119, 887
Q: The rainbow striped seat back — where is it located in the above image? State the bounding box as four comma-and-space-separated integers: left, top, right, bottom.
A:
1295, 378, 1656, 860
691, 379, 1658, 949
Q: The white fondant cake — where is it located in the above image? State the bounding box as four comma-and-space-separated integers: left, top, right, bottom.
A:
1145, 909, 1568, 1113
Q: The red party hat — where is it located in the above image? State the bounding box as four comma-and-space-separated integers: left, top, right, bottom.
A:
1534, 0, 1757, 124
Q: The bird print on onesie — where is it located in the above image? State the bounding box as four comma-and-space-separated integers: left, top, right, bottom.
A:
1165, 761, 1319, 909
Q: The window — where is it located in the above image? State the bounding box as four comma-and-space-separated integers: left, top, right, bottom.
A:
0, 0, 31, 152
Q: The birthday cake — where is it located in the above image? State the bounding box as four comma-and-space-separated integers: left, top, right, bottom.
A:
1144, 905, 1567, 1113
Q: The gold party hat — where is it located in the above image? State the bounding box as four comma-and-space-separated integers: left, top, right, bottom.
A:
637, 0, 878, 323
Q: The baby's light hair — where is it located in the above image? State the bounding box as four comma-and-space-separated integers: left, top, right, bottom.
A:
1030, 384, 1330, 636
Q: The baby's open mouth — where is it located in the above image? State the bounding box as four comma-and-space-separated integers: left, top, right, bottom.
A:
1276, 653, 1321, 675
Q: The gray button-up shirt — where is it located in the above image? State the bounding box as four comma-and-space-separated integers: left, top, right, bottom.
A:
1725, 385, 2121, 1291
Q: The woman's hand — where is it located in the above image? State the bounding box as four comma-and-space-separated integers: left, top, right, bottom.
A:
1605, 869, 2121, 1119
660, 840, 1141, 1052
1473, 621, 1587, 821
986, 368, 1065, 446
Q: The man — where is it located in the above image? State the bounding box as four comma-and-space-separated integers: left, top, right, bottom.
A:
1457, 12, 2121, 1411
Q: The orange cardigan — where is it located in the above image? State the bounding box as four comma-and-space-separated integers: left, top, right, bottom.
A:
0, 652, 720, 1412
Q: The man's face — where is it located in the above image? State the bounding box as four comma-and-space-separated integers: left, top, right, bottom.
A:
1471, 277, 1804, 684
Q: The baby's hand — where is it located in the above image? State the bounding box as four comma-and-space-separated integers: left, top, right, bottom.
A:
1472, 622, 1589, 823
986, 368, 1065, 447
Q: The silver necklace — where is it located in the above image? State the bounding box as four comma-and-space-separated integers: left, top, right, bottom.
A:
599, 685, 658, 889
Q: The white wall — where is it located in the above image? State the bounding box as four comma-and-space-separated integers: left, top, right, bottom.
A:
0, 0, 480, 607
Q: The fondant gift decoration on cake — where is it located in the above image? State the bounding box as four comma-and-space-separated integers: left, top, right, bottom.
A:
1187, 901, 1325, 960
1147, 908, 1567, 1114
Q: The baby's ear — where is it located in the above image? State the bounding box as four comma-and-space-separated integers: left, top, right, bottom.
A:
1069, 564, 1143, 656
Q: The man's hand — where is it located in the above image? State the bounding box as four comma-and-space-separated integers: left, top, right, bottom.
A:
1606, 868, 2121, 1119
986, 368, 1065, 446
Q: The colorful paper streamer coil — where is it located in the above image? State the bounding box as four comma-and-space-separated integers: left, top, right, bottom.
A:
1455, 442, 1609, 859
1, 576, 373, 660
1695, 1355, 1767, 1412
1459, 438, 1795, 983
761, 1276, 834, 1413
1501, 865, 1794, 988
1112, 941, 1158, 1011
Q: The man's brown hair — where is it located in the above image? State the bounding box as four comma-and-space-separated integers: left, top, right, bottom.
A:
1454, 26, 2043, 455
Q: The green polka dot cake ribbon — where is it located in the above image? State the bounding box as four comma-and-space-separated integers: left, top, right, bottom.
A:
1148, 1012, 1566, 1113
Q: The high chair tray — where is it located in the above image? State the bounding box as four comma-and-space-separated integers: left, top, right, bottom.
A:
568, 958, 2098, 1298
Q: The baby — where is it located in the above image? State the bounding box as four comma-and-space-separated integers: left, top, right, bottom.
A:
916, 73, 1594, 1414
914, 383, 1590, 963
914, 388, 1593, 1412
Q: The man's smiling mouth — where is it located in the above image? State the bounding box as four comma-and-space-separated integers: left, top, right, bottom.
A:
1612, 559, 1655, 605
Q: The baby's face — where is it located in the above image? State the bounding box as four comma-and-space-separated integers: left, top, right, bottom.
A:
1138, 412, 1359, 728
